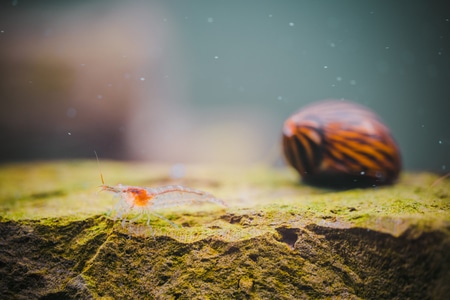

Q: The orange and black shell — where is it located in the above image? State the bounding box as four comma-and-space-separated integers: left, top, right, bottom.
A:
282, 100, 401, 188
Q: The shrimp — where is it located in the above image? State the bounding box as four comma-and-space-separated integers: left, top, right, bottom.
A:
94, 151, 227, 227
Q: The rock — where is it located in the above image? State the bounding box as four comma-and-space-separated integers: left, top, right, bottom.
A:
0, 161, 449, 299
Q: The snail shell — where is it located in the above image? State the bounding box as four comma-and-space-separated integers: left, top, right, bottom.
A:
282, 100, 401, 188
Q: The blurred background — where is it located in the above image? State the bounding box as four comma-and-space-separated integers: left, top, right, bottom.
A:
0, 0, 449, 172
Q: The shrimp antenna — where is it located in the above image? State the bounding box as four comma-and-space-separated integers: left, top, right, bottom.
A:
94, 150, 105, 185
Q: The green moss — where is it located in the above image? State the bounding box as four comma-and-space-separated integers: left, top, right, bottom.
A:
1, 160, 449, 239
0, 161, 449, 298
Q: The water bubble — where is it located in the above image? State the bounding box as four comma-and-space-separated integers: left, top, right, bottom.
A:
289, 22, 295, 27
170, 163, 186, 179
207, 17, 214, 23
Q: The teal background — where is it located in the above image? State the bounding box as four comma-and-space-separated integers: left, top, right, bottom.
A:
0, 0, 449, 172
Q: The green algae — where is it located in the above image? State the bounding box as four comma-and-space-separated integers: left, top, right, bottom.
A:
2, 160, 448, 236
0, 161, 449, 298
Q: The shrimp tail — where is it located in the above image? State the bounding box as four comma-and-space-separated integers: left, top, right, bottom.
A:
148, 185, 228, 209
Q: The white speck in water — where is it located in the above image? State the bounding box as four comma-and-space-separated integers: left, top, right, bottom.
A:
385, 46, 390, 50
277, 96, 283, 101
323, 65, 328, 69
0, 30, 4, 34
68, 132, 71, 136
124, 73, 131, 79
80, 63, 86, 67
97, 95, 103, 100
438, 51, 442, 55
360, 171, 365, 175
12, 0, 18, 6
289, 22, 295, 27
442, 165, 447, 170
214, 56, 219, 59
330, 42, 336, 47
336, 76, 342, 81
268, 14, 273, 18
438, 140, 443, 144
140, 77, 145, 81
331, 84, 336, 87
349, 79, 357, 85
29, 81, 33, 84
446, 18, 449, 22
207, 17, 214, 23
67, 107, 77, 118
107, 83, 113, 87
170, 163, 186, 179
421, 124, 425, 128
163, 18, 167, 22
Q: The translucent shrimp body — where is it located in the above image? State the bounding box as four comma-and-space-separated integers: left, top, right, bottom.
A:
102, 184, 227, 227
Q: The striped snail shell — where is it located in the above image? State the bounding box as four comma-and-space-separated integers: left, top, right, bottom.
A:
282, 100, 401, 188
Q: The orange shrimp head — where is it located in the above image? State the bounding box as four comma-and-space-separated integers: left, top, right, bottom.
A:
124, 187, 153, 207
102, 184, 154, 207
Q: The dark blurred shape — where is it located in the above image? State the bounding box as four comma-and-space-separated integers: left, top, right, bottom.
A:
0, 1, 172, 161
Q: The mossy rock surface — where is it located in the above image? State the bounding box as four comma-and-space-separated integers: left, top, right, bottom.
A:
0, 160, 449, 299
